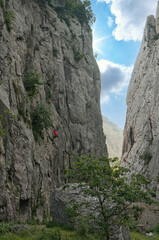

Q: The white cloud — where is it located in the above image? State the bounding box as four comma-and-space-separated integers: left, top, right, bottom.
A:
97, 0, 158, 41
107, 16, 113, 27
97, 60, 133, 103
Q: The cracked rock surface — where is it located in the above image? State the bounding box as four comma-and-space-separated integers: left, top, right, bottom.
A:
0, 0, 106, 221
121, 2, 159, 199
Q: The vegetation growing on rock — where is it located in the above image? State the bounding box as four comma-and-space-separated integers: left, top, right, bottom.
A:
24, 70, 42, 97
54, 0, 95, 27
32, 102, 52, 140
4, 10, 15, 31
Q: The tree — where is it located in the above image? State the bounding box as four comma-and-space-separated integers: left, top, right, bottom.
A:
65, 0, 96, 26
65, 155, 156, 239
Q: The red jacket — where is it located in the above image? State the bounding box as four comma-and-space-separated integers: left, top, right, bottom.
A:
53, 129, 58, 137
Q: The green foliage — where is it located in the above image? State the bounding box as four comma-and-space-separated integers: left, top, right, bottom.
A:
63, 17, 70, 27
0, 129, 6, 138
46, 221, 74, 231
131, 231, 159, 240
0, 222, 14, 235
154, 34, 159, 40
46, 90, 53, 102
0, 0, 4, 8
53, 48, 59, 57
65, 0, 95, 26
65, 155, 156, 239
128, 219, 140, 232
75, 216, 90, 237
140, 151, 152, 164
70, 30, 76, 39
146, 222, 159, 234
36, 0, 52, 7
13, 80, 22, 95
154, 222, 159, 234
32, 102, 52, 140
4, 10, 15, 31
36, 230, 62, 240
24, 70, 42, 97
72, 45, 84, 62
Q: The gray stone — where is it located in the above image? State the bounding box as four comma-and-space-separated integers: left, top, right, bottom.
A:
51, 184, 131, 240
121, 1, 159, 199
0, 0, 107, 222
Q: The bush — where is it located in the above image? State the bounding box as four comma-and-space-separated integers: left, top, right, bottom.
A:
75, 216, 89, 237
154, 222, 159, 234
53, 48, 59, 57
36, 230, 62, 240
0, 129, 6, 138
32, 102, 52, 140
140, 151, 152, 164
4, 10, 15, 31
65, 0, 95, 26
72, 45, 84, 62
24, 70, 42, 97
0, 0, 4, 8
0, 222, 14, 235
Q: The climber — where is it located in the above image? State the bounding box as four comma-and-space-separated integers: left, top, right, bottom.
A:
52, 127, 58, 141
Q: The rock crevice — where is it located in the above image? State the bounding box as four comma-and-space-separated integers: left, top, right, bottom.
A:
121, 1, 159, 198
0, 0, 107, 221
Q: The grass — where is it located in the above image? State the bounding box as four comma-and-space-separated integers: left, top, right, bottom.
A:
131, 231, 159, 240
1, 223, 159, 240
0, 224, 100, 240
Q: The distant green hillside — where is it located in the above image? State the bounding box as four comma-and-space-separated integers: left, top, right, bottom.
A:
102, 116, 123, 159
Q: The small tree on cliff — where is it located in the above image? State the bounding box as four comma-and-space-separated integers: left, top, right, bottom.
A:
65, 155, 156, 240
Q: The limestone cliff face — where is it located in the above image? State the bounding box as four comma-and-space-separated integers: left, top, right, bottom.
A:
0, 0, 107, 221
122, 2, 159, 198
103, 116, 123, 159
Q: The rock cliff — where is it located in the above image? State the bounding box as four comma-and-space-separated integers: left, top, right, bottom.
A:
0, 0, 107, 221
122, 1, 159, 198
103, 116, 123, 159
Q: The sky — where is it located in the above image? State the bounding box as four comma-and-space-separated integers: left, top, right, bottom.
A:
90, 0, 158, 129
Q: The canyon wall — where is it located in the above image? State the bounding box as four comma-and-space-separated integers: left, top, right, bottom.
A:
0, 0, 107, 221
122, 2, 159, 198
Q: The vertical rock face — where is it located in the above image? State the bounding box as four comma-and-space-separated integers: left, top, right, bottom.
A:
121, 2, 159, 198
0, 0, 107, 221
103, 116, 123, 159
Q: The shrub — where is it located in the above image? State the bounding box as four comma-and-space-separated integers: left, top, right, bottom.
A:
72, 45, 84, 62
0, 129, 6, 138
4, 10, 15, 31
24, 70, 42, 97
32, 102, 52, 140
65, 0, 95, 26
154, 222, 159, 234
46, 90, 53, 102
70, 30, 76, 38
53, 48, 59, 57
63, 17, 70, 27
0, 222, 14, 235
54, 0, 95, 27
154, 34, 159, 40
75, 216, 89, 237
36, 230, 62, 240
140, 151, 152, 164
0, 0, 4, 8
